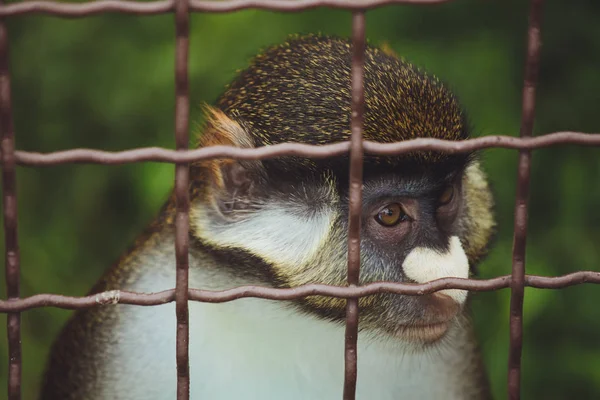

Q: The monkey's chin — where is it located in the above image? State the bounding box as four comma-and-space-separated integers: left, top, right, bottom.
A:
393, 321, 451, 344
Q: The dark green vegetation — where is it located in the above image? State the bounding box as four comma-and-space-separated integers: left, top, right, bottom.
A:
1, 1, 599, 398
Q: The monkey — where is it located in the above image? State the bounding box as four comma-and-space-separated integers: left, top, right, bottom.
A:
41, 34, 496, 399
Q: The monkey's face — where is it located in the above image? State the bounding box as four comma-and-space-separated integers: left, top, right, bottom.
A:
338, 168, 468, 343
191, 138, 494, 344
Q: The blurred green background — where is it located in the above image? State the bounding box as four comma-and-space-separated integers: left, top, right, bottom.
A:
1, 0, 599, 398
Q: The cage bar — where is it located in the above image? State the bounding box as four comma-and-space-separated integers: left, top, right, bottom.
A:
0, 0, 454, 17
508, 0, 545, 399
0, 7, 22, 399
5, 132, 600, 167
174, 0, 191, 397
343, 10, 366, 400
3, 271, 600, 314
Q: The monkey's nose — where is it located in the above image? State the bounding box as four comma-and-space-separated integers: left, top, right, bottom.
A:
401, 236, 469, 304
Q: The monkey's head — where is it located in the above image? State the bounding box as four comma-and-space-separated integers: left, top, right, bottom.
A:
189, 35, 495, 344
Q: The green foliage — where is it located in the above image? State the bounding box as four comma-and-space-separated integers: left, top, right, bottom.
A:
1, 1, 599, 398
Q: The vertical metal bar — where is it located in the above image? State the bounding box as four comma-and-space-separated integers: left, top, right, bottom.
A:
0, 9, 21, 400
508, 0, 544, 399
343, 10, 366, 400
174, 0, 190, 398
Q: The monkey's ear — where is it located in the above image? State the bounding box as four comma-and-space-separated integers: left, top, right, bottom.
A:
195, 106, 264, 215
379, 41, 399, 58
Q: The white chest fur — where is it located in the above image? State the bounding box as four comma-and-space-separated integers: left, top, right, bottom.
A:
98, 270, 469, 400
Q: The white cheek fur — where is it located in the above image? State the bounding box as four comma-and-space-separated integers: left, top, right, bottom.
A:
194, 205, 334, 269
401, 236, 469, 304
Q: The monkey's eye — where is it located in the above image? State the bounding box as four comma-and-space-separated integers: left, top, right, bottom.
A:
438, 186, 455, 206
375, 203, 408, 227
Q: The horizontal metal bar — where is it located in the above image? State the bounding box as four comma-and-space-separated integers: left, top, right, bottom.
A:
0, 0, 453, 17
190, 0, 451, 12
7, 132, 600, 166
0, 0, 174, 16
0, 271, 599, 312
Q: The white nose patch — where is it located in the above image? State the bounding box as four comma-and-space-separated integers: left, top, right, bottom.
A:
401, 236, 469, 304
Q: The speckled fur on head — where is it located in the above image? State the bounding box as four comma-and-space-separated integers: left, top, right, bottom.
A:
203, 34, 470, 179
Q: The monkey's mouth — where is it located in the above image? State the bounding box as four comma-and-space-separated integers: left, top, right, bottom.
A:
393, 320, 452, 343
391, 293, 460, 343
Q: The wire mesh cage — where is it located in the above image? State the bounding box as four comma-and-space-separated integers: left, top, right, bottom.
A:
2, 0, 600, 399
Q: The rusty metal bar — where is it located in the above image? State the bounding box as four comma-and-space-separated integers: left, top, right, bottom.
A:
508, 0, 545, 399
1, 272, 600, 313
0, 0, 454, 17
0, 0, 174, 16
6, 132, 600, 166
343, 10, 366, 400
174, 0, 191, 397
0, 6, 21, 399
